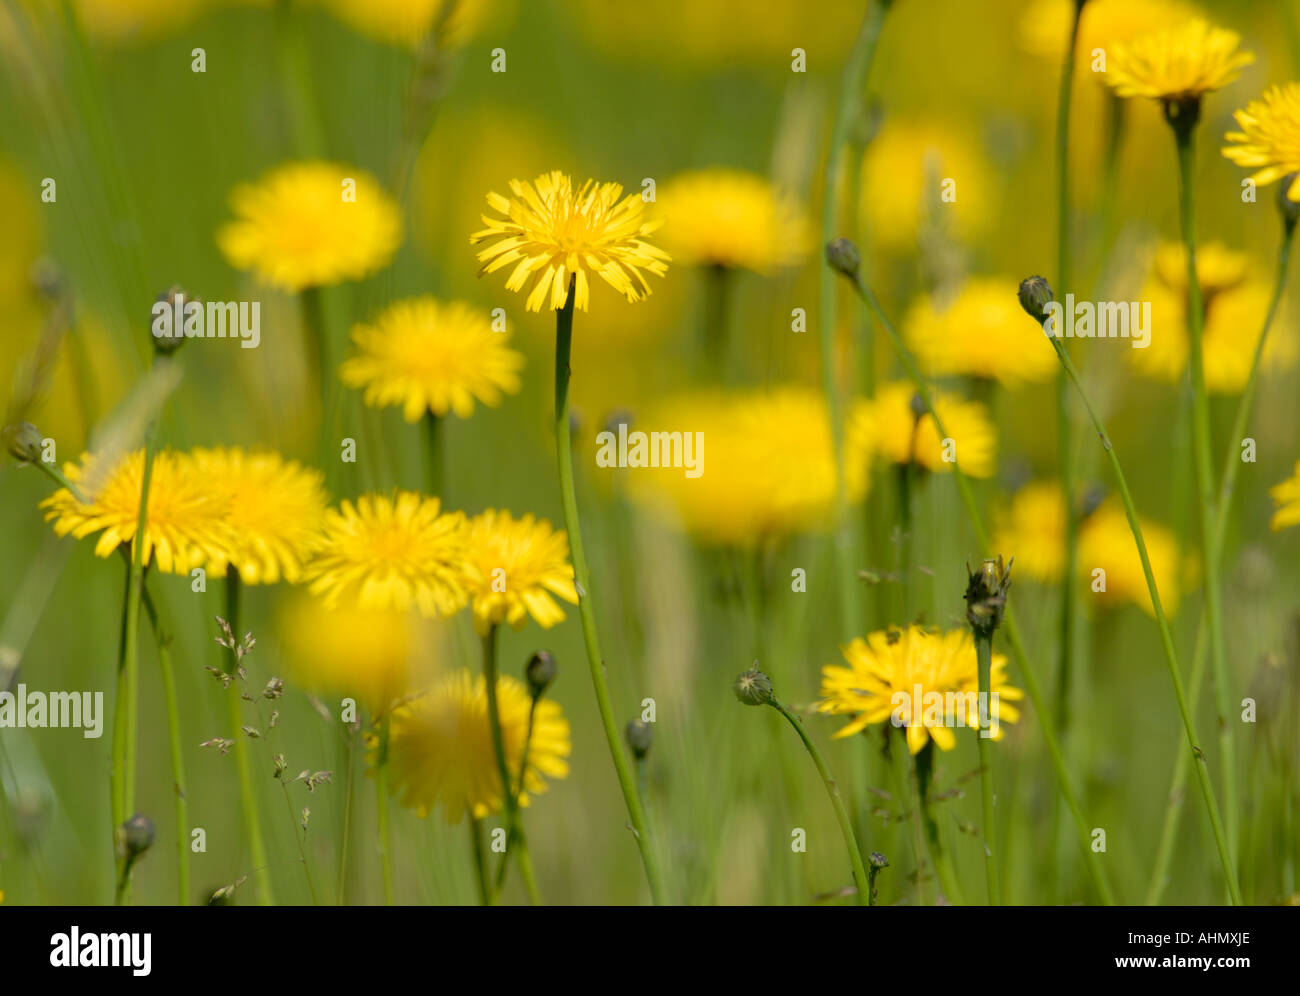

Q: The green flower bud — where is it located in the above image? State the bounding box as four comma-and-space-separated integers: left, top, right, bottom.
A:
1277, 173, 1300, 228
965, 556, 1013, 637
825, 237, 861, 280
119, 813, 155, 860
525, 650, 557, 698
625, 719, 653, 760
152, 286, 192, 356
1017, 275, 1055, 326
733, 669, 775, 707
3, 422, 43, 464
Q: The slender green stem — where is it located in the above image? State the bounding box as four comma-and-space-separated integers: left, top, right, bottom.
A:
889, 734, 928, 905
33, 460, 88, 504
895, 457, 914, 621
1173, 120, 1239, 881
141, 582, 189, 905
914, 741, 964, 905
1042, 310, 1241, 904
819, 0, 890, 640
481, 625, 540, 905
301, 286, 330, 427
425, 412, 443, 497
552, 279, 665, 904
336, 724, 355, 905
494, 698, 538, 896
699, 263, 731, 379
844, 273, 1115, 903
974, 632, 1000, 905
278, 780, 319, 904
375, 713, 395, 905
469, 817, 490, 905
769, 698, 871, 905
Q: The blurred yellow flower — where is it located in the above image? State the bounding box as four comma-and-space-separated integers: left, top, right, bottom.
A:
1223, 83, 1300, 200
471, 170, 670, 312
656, 169, 809, 271
1270, 461, 1300, 531
1151, 240, 1248, 299
189, 447, 327, 585
217, 161, 402, 292
1019, 0, 1203, 62
858, 120, 992, 254
992, 480, 1067, 583
818, 626, 1023, 755
318, 0, 497, 49
464, 509, 578, 635
1078, 501, 1183, 615
70, 0, 208, 44
41, 449, 227, 574
339, 297, 523, 422
1104, 19, 1253, 102
304, 491, 473, 617
853, 382, 997, 478
384, 669, 570, 823
631, 388, 864, 546
904, 278, 1058, 387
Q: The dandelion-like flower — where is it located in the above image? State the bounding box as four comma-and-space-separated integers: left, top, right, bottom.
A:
464, 509, 579, 635
304, 491, 474, 617
904, 278, 1059, 387
189, 447, 328, 585
339, 297, 524, 421
656, 169, 809, 271
41, 449, 228, 574
319, 0, 492, 49
1019, 0, 1204, 63
853, 382, 997, 478
818, 626, 1023, 754
992, 481, 1069, 583
1269, 460, 1300, 531
217, 161, 402, 292
1223, 83, 1300, 201
1151, 241, 1249, 300
1079, 501, 1185, 615
1104, 19, 1253, 103
471, 170, 670, 312
384, 669, 570, 823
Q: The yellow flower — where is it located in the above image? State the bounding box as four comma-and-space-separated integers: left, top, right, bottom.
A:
1104, 19, 1253, 102
41, 449, 228, 574
1223, 83, 1300, 200
631, 387, 865, 546
818, 626, 1023, 755
217, 161, 402, 292
464, 509, 578, 635
1078, 501, 1183, 615
1270, 461, 1300, 531
339, 297, 524, 422
992, 481, 1068, 583
188, 447, 327, 585
656, 169, 809, 271
318, 0, 496, 49
1019, 0, 1204, 63
70, 0, 208, 45
384, 669, 570, 823
471, 170, 670, 312
904, 278, 1059, 387
853, 382, 997, 478
304, 491, 473, 617
1151, 240, 1249, 299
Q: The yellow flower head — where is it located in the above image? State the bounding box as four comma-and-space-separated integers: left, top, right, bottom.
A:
1151, 240, 1249, 299
656, 169, 809, 271
471, 170, 670, 312
631, 387, 865, 546
464, 509, 579, 635
1019, 0, 1204, 63
218, 161, 403, 292
339, 297, 524, 422
1270, 461, 1300, 531
853, 382, 997, 478
304, 491, 474, 617
186, 447, 327, 585
41, 449, 227, 574
319, 0, 494, 49
1223, 83, 1300, 200
992, 481, 1068, 584
384, 669, 570, 823
1105, 19, 1253, 103
1079, 501, 1183, 615
904, 278, 1059, 387
818, 626, 1023, 755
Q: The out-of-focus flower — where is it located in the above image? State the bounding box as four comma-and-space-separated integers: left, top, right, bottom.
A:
992, 480, 1068, 583
1223, 83, 1300, 201
1019, 0, 1204, 64
68, 0, 209, 45
904, 278, 1059, 387
852, 382, 997, 478
339, 297, 523, 422
471, 171, 670, 312
1104, 19, 1253, 102
1078, 500, 1184, 615
188, 447, 327, 585
1151, 241, 1249, 300
317, 0, 500, 49
818, 626, 1022, 754
463, 509, 578, 635
1270, 461, 1300, 531
656, 169, 809, 272
218, 162, 402, 292
384, 669, 570, 823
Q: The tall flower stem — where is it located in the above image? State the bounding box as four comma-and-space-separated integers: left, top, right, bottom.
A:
375, 713, 395, 905
974, 632, 1000, 905
1042, 308, 1242, 904
469, 817, 490, 905
913, 743, 965, 906
1172, 116, 1239, 874
1145, 217, 1296, 905
840, 269, 1116, 903
425, 412, 443, 497
768, 697, 871, 905
336, 724, 356, 905
552, 281, 665, 904
225, 571, 275, 906
480, 625, 541, 904
494, 698, 539, 896
819, 0, 890, 640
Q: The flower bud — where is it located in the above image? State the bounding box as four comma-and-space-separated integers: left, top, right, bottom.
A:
119, 813, 155, 860
825, 237, 861, 280
965, 555, 1012, 637
1017, 275, 1054, 326
152, 285, 192, 356
625, 719, 653, 760
525, 650, 557, 698
1277, 173, 1300, 228
733, 668, 775, 707
3, 422, 43, 464
869, 850, 889, 869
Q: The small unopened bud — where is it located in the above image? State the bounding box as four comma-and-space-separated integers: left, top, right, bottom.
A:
625, 719, 653, 760
869, 851, 889, 869
908, 392, 927, 421
3, 422, 43, 464
1017, 275, 1054, 326
1080, 482, 1107, 520
825, 237, 861, 280
120, 813, 155, 860
603, 409, 634, 436
1277, 173, 1300, 228
733, 668, 775, 707
965, 556, 1013, 637
29, 256, 63, 302
152, 285, 193, 356
525, 650, 557, 698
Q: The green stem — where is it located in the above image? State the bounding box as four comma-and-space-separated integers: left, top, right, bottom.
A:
141, 582, 189, 905
336, 724, 356, 905
279, 780, 319, 904
376, 713, 395, 905
469, 817, 490, 905
494, 697, 539, 896
974, 632, 1000, 905
425, 412, 443, 497
552, 280, 665, 904
769, 698, 871, 905
914, 742, 964, 905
